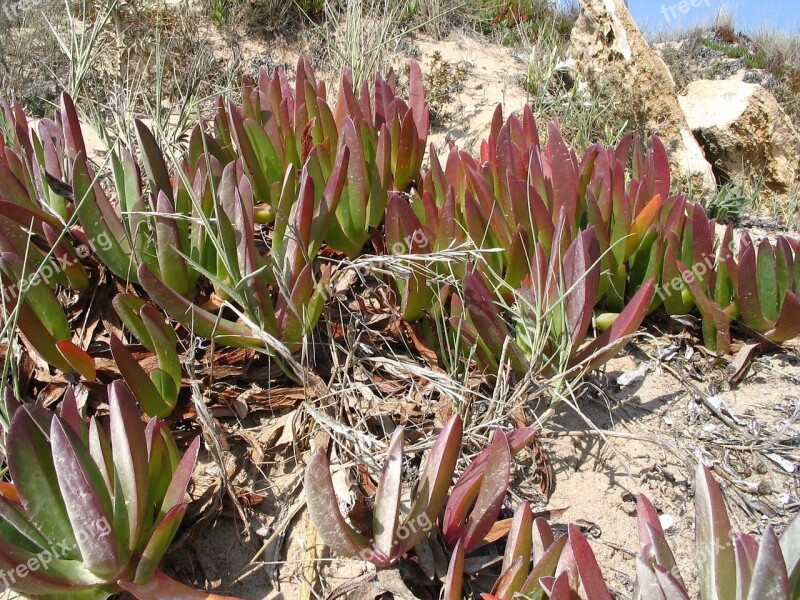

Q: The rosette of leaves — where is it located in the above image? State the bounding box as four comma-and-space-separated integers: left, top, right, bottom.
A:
0, 382, 234, 599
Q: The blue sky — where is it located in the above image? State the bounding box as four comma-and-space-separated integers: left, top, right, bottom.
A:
627, 1, 800, 34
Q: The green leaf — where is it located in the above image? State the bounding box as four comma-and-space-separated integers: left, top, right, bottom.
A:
695, 463, 736, 600
7, 406, 79, 558
110, 333, 172, 418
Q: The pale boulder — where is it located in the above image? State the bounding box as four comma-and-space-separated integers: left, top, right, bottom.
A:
568, 0, 717, 195
678, 79, 800, 196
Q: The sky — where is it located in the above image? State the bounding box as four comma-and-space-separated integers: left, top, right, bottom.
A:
626, 0, 800, 35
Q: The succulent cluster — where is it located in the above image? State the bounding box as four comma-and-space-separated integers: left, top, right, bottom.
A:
308, 420, 800, 599
0, 383, 218, 599
0, 57, 799, 597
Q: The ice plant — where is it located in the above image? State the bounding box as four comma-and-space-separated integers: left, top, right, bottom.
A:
635, 463, 800, 600
445, 502, 612, 600
0, 382, 233, 599
305, 415, 462, 567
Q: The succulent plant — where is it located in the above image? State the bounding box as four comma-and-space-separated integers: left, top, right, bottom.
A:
0, 382, 232, 599
636, 463, 800, 600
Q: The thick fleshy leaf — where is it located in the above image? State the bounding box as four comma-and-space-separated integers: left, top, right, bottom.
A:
119, 569, 241, 600
133, 503, 187, 584
138, 264, 262, 347
443, 540, 465, 600
56, 341, 96, 382
154, 192, 190, 296
395, 415, 463, 556
636, 494, 683, 586
695, 463, 736, 600
502, 502, 533, 596
569, 280, 655, 371
108, 382, 149, 553
568, 524, 612, 600
72, 152, 134, 281
373, 427, 404, 561
158, 436, 200, 521
779, 513, 800, 595
746, 528, 789, 600
448, 429, 511, 551
110, 333, 172, 418
635, 557, 667, 600
7, 406, 78, 558
51, 416, 121, 578
520, 534, 570, 600
304, 448, 370, 559
733, 533, 759, 600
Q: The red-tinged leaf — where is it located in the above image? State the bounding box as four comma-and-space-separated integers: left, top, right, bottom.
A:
635, 557, 667, 600
61, 93, 87, 159
640, 522, 684, 587
89, 417, 114, 498
532, 517, 555, 564
443, 540, 465, 600
569, 279, 655, 371
56, 340, 96, 382
653, 565, 691, 600
463, 271, 527, 372
304, 448, 370, 559
775, 237, 793, 305
733, 533, 759, 600
113, 294, 154, 350
747, 528, 789, 600
396, 415, 463, 556
408, 60, 428, 139
695, 463, 736, 600
226, 102, 271, 202
547, 571, 582, 600
546, 123, 579, 226
138, 264, 262, 347
374, 427, 404, 562
110, 333, 171, 418
636, 494, 683, 585
520, 533, 569, 599
119, 569, 240, 599
134, 120, 173, 201
457, 429, 511, 551
51, 416, 122, 578
765, 291, 800, 342
394, 109, 421, 190
139, 305, 181, 385
502, 502, 533, 596
651, 136, 671, 202
568, 524, 612, 599
60, 386, 88, 444
779, 513, 800, 594
108, 382, 149, 552
133, 503, 187, 584
737, 242, 770, 332
563, 228, 601, 348
1, 290, 68, 372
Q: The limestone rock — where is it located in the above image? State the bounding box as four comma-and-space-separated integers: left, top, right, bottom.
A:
678, 79, 800, 196
568, 0, 716, 196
